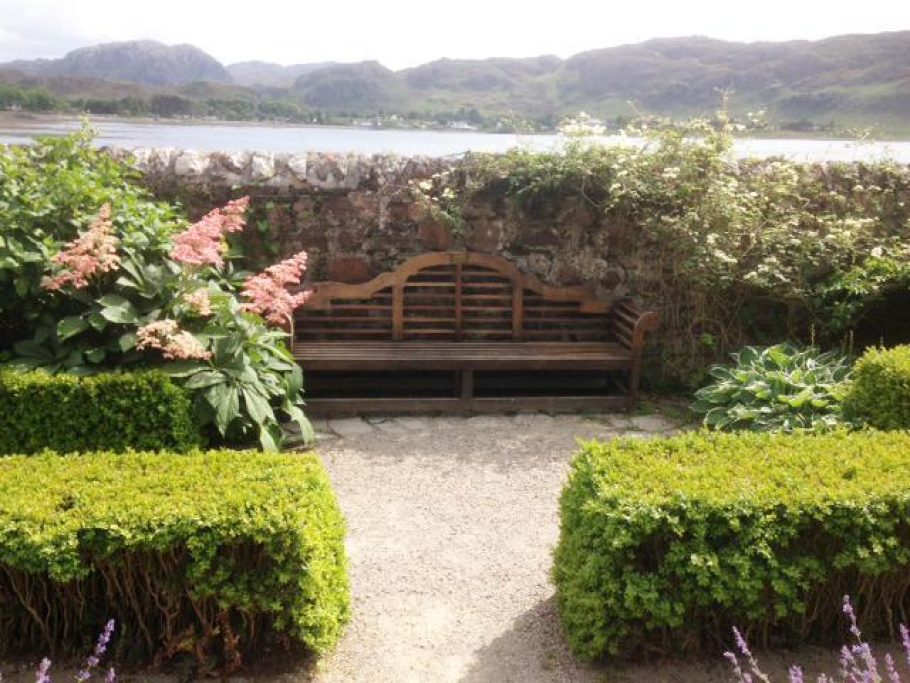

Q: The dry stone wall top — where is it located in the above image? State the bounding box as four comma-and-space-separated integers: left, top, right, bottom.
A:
112, 147, 449, 192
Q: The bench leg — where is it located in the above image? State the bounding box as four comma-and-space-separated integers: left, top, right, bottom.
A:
459, 370, 474, 400
626, 364, 641, 412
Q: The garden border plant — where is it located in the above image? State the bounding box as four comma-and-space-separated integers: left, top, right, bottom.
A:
554, 430, 910, 661
0, 129, 314, 449
845, 344, 910, 430
691, 343, 853, 433
0, 450, 350, 673
0, 369, 200, 454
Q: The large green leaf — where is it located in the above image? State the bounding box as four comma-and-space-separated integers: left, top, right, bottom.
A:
57, 316, 89, 341
258, 424, 280, 452
243, 388, 275, 426
118, 331, 137, 352
96, 294, 138, 324
285, 404, 316, 444
162, 360, 208, 378
207, 382, 240, 436
184, 370, 227, 390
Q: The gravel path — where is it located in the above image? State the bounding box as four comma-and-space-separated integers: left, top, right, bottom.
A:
310, 411, 681, 683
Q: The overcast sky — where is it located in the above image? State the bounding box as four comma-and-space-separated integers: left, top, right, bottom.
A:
1, 0, 909, 69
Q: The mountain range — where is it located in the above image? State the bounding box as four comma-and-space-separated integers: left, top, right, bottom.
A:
3, 32, 910, 131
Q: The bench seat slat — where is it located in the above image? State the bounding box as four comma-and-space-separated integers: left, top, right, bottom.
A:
293, 341, 631, 371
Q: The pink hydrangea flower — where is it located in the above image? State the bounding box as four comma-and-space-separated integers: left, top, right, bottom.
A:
136, 319, 212, 361
42, 204, 120, 291
241, 251, 312, 326
183, 288, 213, 316
170, 196, 249, 267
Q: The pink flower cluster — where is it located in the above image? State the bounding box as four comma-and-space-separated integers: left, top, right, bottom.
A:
170, 196, 249, 267
42, 204, 120, 291
241, 251, 312, 326
183, 288, 213, 316
136, 319, 212, 361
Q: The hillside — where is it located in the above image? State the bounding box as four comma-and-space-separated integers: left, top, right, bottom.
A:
4, 41, 230, 87
227, 61, 336, 88
292, 61, 406, 109
4, 32, 910, 132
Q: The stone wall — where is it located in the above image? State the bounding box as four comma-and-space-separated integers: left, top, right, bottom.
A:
114, 148, 639, 302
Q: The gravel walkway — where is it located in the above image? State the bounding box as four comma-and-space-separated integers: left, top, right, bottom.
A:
310, 410, 682, 683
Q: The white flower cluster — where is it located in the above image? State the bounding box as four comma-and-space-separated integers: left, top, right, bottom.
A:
558, 112, 607, 137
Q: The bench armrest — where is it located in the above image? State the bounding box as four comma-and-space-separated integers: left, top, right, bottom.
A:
614, 299, 660, 355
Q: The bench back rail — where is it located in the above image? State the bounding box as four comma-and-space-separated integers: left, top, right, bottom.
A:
294, 251, 652, 345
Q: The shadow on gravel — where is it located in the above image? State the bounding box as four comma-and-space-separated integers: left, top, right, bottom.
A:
458, 595, 910, 683
460, 596, 600, 683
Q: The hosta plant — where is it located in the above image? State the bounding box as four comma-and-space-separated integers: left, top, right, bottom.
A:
691, 343, 852, 432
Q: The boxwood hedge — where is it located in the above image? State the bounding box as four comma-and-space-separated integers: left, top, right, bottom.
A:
553, 431, 910, 660
845, 345, 910, 430
0, 450, 349, 668
0, 370, 201, 453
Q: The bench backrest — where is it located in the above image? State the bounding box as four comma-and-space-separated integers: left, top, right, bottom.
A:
294, 251, 627, 343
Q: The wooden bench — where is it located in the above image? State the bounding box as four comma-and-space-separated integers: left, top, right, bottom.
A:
292, 251, 659, 415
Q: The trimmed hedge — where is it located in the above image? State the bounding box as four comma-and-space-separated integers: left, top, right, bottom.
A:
0, 370, 201, 453
845, 345, 910, 430
0, 450, 349, 667
553, 431, 910, 660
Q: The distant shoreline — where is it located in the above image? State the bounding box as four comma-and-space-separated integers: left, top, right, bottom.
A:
3, 111, 909, 143
0, 111, 528, 137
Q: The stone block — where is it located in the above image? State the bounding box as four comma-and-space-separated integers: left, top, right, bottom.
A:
174, 150, 209, 177
307, 153, 346, 189
327, 417, 374, 438
249, 152, 276, 181
332, 224, 368, 251
266, 203, 293, 233
222, 150, 250, 173
327, 256, 373, 283
417, 217, 452, 250
465, 218, 502, 253
287, 153, 308, 180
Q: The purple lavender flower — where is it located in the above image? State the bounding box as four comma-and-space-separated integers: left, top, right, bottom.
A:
844, 595, 863, 640
35, 658, 51, 683
105, 667, 117, 683
841, 643, 862, 683
725, 651, 746, 680
734, 626, 753, 658
75, 620, 115, 683
726, 596, 908, 683
729, 627, 770, 682
843, 597, 879, 681
885, 653, 901, 683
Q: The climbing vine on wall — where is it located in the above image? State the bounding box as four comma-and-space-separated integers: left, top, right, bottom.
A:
412, 111, 910, 385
